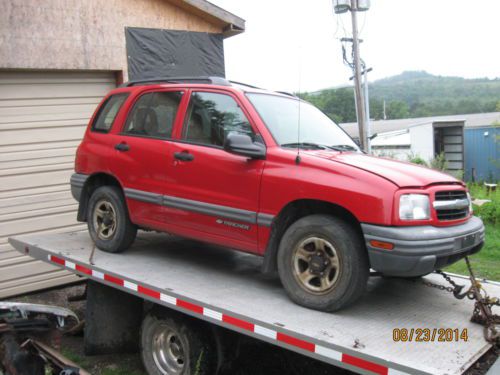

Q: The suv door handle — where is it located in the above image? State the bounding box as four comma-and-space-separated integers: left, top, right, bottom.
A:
114, 143, 130, 152
174, 151, 194, 162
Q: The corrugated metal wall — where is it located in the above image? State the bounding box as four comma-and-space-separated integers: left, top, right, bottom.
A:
0, 70, 115, 298
464, 127, 499, 182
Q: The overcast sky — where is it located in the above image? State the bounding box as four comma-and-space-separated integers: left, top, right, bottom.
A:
210, 0, 500, 93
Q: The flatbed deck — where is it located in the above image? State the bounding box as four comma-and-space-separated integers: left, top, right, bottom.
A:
9, 232, 497, 375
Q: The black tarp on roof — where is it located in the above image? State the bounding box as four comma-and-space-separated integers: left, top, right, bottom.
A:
125, 27, 225, 80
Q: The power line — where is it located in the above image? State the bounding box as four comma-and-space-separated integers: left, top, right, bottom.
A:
358, 12, 367, 36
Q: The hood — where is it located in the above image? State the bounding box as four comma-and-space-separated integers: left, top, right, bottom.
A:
308, 151, 460, 188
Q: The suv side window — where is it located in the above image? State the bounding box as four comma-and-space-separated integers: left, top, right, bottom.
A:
92, 93, 129, 132
123, 91, 182, 139
182, 92, 254, 147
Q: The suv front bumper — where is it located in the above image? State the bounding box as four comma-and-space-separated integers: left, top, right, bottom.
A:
361, 216, 485, 277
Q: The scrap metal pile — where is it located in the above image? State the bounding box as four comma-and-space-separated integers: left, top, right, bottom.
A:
0, 302, 88, 375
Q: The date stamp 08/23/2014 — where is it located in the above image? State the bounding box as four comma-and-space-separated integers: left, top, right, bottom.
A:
393, 328, 469, 342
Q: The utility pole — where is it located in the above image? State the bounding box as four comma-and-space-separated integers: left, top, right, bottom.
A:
363, 67, 372, 153
333, 0, 370, 152
350, 0, 367, 151
350, 66, 372, 152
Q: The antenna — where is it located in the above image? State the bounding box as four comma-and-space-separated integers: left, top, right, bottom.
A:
295, 45, 302, 165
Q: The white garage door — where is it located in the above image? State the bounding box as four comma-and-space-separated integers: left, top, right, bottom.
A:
0, 70, 116, 298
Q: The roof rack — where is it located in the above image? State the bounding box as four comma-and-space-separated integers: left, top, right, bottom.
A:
228, 80, 262, 89
120, 76, 231, 87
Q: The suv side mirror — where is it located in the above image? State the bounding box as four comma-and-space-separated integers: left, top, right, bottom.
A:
224, 133, 266, 159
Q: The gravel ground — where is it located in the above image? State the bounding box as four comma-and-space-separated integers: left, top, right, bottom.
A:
4, 283, 499, 375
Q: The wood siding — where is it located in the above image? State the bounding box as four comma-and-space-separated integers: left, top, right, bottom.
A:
0, 0, 224, 79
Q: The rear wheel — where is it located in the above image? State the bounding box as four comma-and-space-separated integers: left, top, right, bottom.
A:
141, 309, 217, 375
87, 185, 137, 253
277, 215, 369, 312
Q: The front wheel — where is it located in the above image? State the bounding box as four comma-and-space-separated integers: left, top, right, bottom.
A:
277, 215, 369, 312
87, 185, 137, 253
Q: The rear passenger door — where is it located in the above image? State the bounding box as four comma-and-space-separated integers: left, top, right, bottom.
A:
108, 90, 185, 227
168, 90, 265, 250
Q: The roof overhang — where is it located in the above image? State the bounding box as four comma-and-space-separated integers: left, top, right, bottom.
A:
167, 0, 245, 38
431, 119, 465, 128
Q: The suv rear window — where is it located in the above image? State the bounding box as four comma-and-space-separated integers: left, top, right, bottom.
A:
92, 93, 129, 132
123, 92, 182, 139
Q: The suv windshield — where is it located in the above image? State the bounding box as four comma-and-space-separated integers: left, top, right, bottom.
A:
246, 93, 359, 151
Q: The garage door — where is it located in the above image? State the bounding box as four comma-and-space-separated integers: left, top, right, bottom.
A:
0, 70, 116, 298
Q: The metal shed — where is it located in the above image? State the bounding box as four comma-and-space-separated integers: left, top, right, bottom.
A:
370, 119, 466, 176
464, 126, 499, 182
343, 112, 500, 180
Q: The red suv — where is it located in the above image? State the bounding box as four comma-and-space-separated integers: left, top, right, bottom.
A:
71, 77, 484, 311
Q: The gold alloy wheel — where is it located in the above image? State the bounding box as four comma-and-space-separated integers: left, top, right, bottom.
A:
292, 236, 341, 295
92, 200, 117, 240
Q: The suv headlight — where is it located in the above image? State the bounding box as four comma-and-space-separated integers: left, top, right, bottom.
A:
399, 194, 430, 220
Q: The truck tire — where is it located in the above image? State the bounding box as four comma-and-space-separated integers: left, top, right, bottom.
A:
87, 185, 137, 253
141, 308, 217, 375
277, 214, 369, 312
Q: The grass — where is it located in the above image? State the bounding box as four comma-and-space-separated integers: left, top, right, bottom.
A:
445, 222, 500, 280
60, 348, 146, 375
60, 349, 93, 372
445, 182, 500, 280
101, 368, 146, 375
468, 182, 500, 201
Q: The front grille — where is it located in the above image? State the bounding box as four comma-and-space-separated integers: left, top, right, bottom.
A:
434, 190, 469, 221
435, 191, 467, 201
436, 209, 468, 221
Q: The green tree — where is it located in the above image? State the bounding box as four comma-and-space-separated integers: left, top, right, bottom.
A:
386, 101, 410, 119
302, 71, 500, 122
369, 98, 384, 120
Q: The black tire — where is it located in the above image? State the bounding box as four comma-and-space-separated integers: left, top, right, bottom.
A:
141, 308, 217, 375
87, 185, 137, 253
277, 214, 369, 312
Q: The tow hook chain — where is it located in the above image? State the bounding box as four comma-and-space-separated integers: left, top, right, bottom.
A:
423, 257, 500, 345
423, 269, 468, 296
463, 257, 500, 344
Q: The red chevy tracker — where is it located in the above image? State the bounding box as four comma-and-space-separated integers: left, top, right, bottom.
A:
71, 77, 484, 311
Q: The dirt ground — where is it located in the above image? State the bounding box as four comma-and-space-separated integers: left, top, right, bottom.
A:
4, 283, 499, 375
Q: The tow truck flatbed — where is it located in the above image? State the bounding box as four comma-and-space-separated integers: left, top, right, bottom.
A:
9, 232, 496, 375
